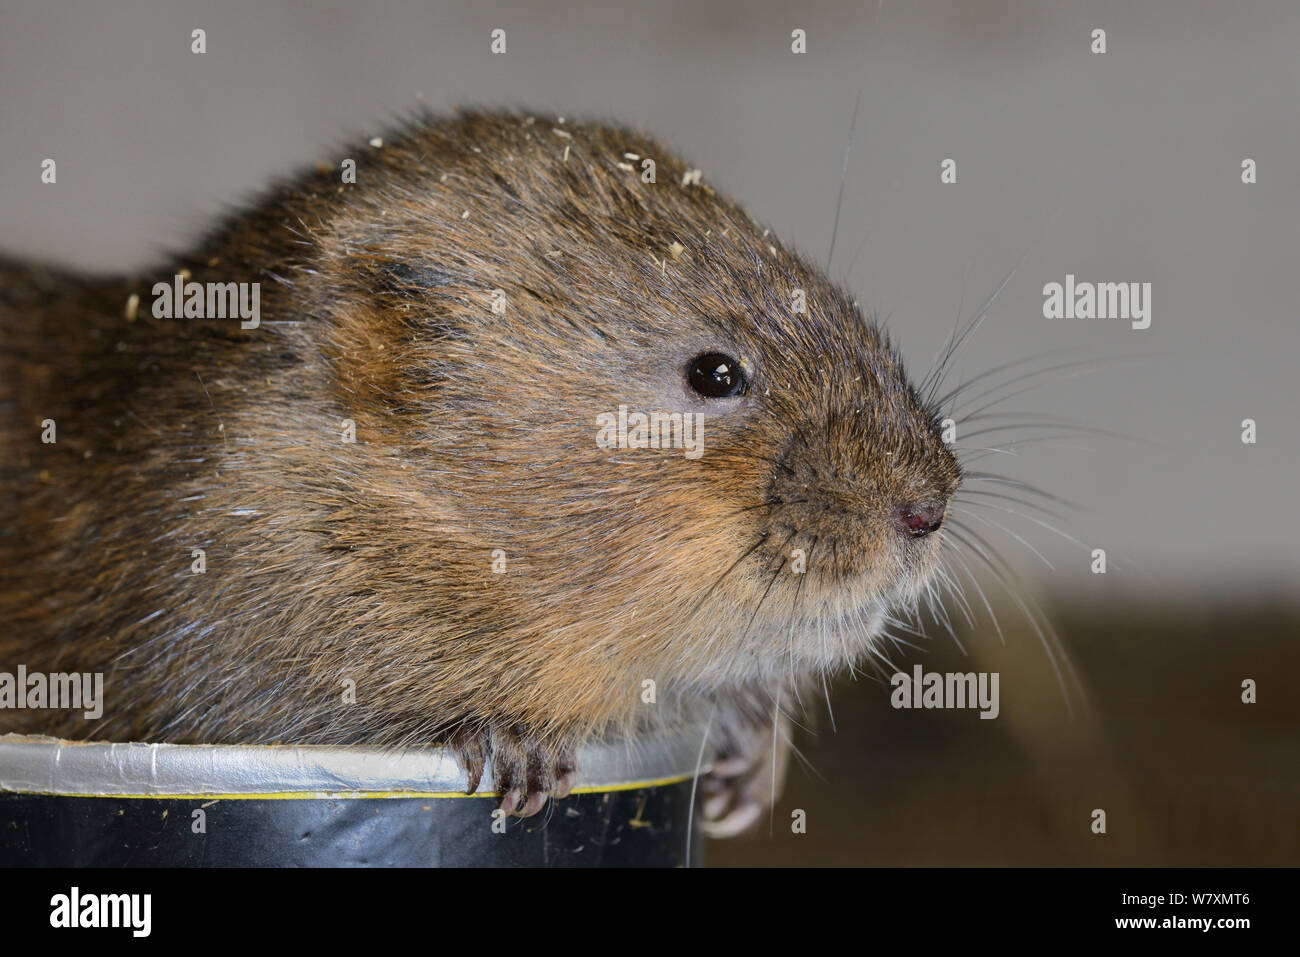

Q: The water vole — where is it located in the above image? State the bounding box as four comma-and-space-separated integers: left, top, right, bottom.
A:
0, 110, 960, 821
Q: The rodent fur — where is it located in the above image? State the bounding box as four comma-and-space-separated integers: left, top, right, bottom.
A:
0, 110, 960, 812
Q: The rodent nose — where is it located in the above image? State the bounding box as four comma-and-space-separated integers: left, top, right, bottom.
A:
893, 502, 946, 538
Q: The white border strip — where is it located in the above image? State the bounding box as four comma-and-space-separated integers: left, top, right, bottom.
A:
0, 732, 709, 797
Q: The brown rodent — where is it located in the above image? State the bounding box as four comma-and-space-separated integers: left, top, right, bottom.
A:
0, 110, 960, 820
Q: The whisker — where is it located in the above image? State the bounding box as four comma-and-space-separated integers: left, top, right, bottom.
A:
943, 524, 1087, 711
952, 493, 1102, 563
950, 507, 1055, 571
930, 348, 1086, 411
939, 536, 1006, 643
932, 561, 977, 629
957, 421, 1128, 442
954, 373, 1096, 425
880, 612, 935, 642
920, 252, 1028, 403
956, 487, 1072, 521
923, 572, 962, 649
790, 536, 828, 727
684, 703, 716, 867
688, 532, 770, 619
826, 92, 862, 272
942, 355, 1123, 418
736, 532, 797, 649
960, 471, 1072, 505
769, 686, 783, 835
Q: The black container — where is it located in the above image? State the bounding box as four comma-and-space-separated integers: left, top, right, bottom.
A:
0, 732, 707, 867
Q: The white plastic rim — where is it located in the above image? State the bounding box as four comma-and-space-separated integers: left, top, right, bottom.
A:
0, 731, 711, 799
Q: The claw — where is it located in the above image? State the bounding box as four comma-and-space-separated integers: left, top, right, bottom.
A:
552, 768, 577, 800
518, 789, 550, 818
497, 788, 522, 816
462, 754, 484, 795
455, 725, 579, 817
453, 730, 488, 795
710, 754, 753, 777
702, 791, 731, 820
700, 797, 762, 838
697, 709, 794, 838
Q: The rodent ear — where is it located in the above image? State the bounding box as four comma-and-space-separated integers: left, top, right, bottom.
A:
345, 255, 467, 342
347, 257, 459, 298
369, 260, 458, 294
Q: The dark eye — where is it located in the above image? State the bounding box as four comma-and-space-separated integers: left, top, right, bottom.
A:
687, 352, 747, 398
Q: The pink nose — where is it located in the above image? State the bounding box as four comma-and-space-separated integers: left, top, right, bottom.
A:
893, 502, 945, 538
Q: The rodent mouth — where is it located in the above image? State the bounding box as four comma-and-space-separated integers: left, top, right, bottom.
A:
749, 516, 943, 598
760, 412, 960, 592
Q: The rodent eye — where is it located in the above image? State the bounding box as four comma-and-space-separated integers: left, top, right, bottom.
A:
687, 352, 747, 398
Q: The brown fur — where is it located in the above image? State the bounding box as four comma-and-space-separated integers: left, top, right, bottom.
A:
0, 110, 959, 802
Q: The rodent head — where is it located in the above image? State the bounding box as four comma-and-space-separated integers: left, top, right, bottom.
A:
293, 111, 960, 726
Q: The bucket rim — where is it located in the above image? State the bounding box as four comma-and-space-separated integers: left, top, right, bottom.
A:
0, 731, 711, 799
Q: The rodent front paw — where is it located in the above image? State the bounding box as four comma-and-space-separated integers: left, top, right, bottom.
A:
700, 712, 792, 838
453, 725, 577, 819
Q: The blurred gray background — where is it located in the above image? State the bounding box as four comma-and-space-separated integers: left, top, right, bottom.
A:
2, 1, 1296, 864
3, 0, 1295, 594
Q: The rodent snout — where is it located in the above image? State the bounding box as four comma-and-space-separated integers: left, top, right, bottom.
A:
892, 502, 946, 538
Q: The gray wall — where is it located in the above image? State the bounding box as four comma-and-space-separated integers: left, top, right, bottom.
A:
3, 0, 1297, 599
